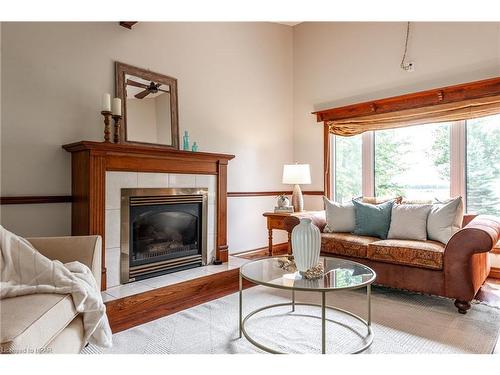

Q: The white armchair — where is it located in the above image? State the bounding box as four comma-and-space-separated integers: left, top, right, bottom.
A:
0, 235, 102, 354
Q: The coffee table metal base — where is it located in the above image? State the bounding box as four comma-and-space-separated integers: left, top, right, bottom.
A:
238, 274, 373, 354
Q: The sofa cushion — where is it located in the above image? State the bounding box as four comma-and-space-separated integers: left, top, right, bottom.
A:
367, 239, 445, 270
323, 197, 356, 233
321, 232, 378, 258
0, 293, 77, 353
388, 203, 432, 241
427, 196, 464, 244
353, 199, 394, 239
45, 315, 85, 354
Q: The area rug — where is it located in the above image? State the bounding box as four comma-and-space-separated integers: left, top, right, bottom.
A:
83, 286, 500, 354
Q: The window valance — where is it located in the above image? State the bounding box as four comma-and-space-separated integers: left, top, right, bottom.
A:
313, 77, 500, 137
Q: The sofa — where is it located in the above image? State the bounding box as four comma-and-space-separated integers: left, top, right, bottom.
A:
0, 235, 102, 354
284, 212, 500, 314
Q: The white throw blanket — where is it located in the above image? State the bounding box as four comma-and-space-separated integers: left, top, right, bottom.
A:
0, 226, 112, 348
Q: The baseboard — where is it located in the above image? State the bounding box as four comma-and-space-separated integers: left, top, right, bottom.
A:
489, 267, 500, 279
233, 242, 289, 259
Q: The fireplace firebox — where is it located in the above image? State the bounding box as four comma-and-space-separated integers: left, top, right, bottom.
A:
120, 188, 208, 283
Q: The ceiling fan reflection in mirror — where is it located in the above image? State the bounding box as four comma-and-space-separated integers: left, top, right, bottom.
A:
126, 79, 170, 99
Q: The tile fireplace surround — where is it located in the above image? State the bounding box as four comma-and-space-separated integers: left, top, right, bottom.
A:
105, 171, 217, 288
63, 141, 235, 290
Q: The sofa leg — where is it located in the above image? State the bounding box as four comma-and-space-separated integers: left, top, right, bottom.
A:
454, 300, 471, 314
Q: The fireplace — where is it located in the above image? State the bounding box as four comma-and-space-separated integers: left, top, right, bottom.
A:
120, 188, 208, 283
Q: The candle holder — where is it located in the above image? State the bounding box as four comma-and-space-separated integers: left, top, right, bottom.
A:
100, 110, 112, 143
112, 115, 122, 144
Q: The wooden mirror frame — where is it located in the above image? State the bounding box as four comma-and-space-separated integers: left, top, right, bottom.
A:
115, 61, 179, 149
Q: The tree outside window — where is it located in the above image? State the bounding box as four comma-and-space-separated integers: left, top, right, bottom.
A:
466, 115, 500, 216
334, 135, 362, 203
374, 123, 451, 201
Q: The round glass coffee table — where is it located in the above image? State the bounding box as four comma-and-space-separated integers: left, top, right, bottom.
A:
238, 256, 376, 354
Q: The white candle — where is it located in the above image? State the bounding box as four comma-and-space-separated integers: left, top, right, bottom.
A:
112, 97, 122, 116
102, 93, 111, 112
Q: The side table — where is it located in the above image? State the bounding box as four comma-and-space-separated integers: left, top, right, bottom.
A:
262, 212, 299, 256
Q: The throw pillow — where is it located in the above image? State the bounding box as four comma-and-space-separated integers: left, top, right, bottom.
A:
323, 196, 355, 233
387, 204, 432, 241
427, 196, 464, 244
352, 199, 394, 239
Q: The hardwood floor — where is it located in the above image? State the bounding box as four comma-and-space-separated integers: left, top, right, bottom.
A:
475, 277, 500, 309
475, 278, 500, 353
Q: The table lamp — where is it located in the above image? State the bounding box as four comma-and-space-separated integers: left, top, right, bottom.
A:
282, 164, 311, 212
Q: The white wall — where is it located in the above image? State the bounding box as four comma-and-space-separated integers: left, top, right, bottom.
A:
0, 22, 293, 251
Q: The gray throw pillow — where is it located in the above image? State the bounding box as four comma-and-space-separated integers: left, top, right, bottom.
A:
388, 204, 432, 241
427, 196, 464, 244
352, 199, 394, 239
323, 196, 355, 233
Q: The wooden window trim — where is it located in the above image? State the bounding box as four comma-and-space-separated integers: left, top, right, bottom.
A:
321, 77, 500, 203
313, 77, 500, 123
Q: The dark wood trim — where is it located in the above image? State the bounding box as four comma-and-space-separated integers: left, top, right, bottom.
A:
323, 123, 332, 199
489, 267, 500, 279
105, 267, 254, 333
216, 160, 229, 263
313, 76, 500, 122
227, 191, 324, 197
63, 140, 233, 161
0, 195, 72, 205
63, 141, 234, 289
119, 22, 138, 29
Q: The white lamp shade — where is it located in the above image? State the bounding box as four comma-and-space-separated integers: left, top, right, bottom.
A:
282, 164, 311, 185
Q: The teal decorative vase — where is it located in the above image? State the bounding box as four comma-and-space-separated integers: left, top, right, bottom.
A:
191, 142, 198, 152
291, 218, 321, 274
183, 131, 190, 151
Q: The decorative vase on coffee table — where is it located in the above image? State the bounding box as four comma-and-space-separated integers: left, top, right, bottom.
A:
291, 218, 321, 274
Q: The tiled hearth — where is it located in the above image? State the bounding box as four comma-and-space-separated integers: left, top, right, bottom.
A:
102, 255, 249, 302
104, 171, 217, 289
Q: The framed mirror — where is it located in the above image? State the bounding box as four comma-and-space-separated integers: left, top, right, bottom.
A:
115, 62, 179, 148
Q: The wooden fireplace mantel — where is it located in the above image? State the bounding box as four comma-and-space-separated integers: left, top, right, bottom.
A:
62, 141, 235, 290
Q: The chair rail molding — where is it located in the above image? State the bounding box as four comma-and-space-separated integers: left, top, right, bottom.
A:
0, 195, 73, 205
0, 191, 324, 204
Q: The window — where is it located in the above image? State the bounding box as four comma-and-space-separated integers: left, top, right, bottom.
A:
466, 115, 500, 216
374, 123, 451, 201
331, 114, 500, 214
334, 134, 362, 203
